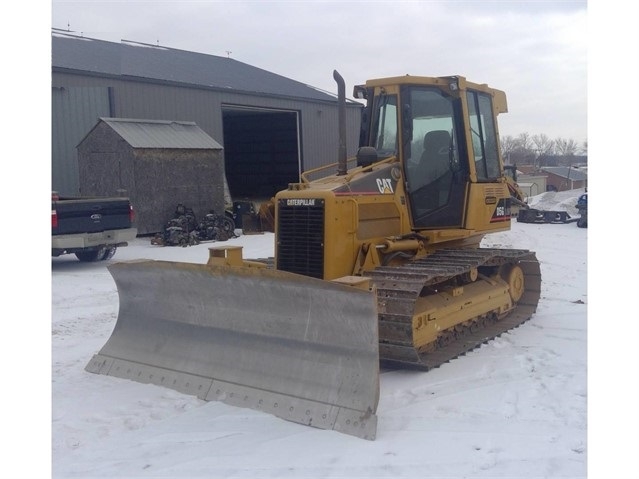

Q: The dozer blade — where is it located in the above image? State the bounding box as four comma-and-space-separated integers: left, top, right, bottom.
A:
85, 259, 380, 440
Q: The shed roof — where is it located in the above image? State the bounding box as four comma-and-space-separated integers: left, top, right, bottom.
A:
96, 118, 223, 149
52, 31, 339, 103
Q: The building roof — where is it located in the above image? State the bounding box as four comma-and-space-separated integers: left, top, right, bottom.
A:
90, 118, 223, 149
52, 31, 339, 103
541, 166, 588, 181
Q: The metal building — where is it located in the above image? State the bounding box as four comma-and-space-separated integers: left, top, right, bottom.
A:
52, 30, 364, 198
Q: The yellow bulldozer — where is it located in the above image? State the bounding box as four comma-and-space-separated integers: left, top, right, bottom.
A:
86, 71, 541, 440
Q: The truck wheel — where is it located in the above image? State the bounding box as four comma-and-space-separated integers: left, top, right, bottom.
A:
101, 247, 117, 260
577, 217, 587, 228
75, 247, 107, 262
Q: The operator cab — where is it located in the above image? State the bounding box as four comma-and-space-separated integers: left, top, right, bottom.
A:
356, 77, 504, 230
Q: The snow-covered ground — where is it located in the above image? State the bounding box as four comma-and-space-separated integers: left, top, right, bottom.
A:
41, 188, 617, 478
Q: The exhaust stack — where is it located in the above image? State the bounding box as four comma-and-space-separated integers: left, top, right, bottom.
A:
334, 70, 347, 176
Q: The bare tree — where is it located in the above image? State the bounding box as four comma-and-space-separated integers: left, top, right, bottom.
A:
580, 140, 588, 155
501, 132, 587, 168
515, 132, 531, 151
554, 137, 580, 166
506, 132, 536, 166
531, 134, 555, 168
500, 135, 517, 164
555, 137, 579, 156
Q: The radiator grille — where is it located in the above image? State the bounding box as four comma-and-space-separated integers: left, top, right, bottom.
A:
277, 199, 325, 279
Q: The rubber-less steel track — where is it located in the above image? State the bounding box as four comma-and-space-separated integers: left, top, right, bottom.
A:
365, 248, 541, 370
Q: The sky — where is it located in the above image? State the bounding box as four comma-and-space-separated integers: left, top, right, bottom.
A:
48, 190, 598, 479
48, 0, 590, 143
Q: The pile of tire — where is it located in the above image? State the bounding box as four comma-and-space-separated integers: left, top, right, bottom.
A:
152, 204, 236, 246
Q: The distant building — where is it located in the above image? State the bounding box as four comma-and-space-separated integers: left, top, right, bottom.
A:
52, 30, 363, 199
509, 164, 587, 193
515, 174, 547, 198
541, 166, 588, 191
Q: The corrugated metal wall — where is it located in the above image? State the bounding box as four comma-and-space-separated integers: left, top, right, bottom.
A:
51, 86, 112, 195
52, 72, 363, 193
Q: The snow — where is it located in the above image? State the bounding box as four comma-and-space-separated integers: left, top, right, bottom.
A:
42, 188, 626, 478
525, 190, 583, 216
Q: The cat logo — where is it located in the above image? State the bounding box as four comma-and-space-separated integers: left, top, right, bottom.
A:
376, 178, 394, 194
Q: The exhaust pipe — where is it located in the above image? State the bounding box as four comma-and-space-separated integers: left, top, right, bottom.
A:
334, 70, 347, 176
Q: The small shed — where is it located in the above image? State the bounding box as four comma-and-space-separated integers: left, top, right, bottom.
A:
78, 118, 226, 235
516, 174, 547, 198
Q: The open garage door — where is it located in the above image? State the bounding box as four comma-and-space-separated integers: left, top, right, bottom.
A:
222, 107, 301, 199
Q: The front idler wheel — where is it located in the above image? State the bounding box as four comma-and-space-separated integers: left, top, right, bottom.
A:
502, 264, 525, 303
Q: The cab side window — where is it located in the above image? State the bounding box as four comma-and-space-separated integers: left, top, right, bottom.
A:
467, 91, 500, 180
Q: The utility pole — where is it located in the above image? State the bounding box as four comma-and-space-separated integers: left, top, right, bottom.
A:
566, 165, 579, 191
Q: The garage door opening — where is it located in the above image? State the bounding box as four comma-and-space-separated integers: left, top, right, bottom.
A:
222, 107, 301, 200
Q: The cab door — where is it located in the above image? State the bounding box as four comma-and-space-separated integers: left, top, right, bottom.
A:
402, 87, 467, 229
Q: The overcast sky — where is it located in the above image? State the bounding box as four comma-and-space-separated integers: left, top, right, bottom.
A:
49, 0, 592, 143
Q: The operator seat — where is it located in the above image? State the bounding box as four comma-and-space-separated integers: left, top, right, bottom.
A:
413, 130, 453, 211
420, 130, 451, 179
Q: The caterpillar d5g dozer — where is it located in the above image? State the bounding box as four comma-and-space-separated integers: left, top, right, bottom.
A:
86, 71, 541, 440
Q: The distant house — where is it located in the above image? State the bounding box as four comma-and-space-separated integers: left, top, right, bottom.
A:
542, 155, 588, 167
541, 166, 588, 191
508, 164, 587, 194
514, 165, 538, 175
